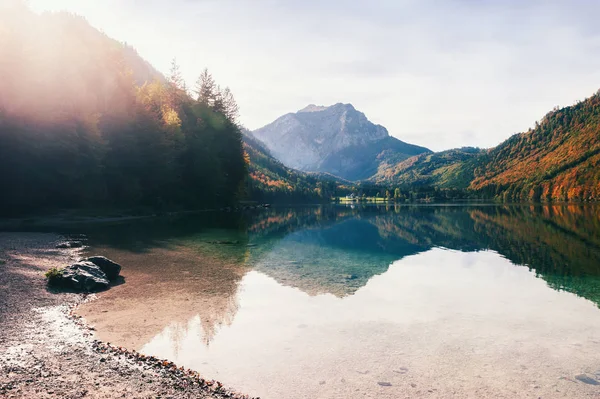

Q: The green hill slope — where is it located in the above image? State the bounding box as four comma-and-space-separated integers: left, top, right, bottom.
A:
372, 147, 482, 188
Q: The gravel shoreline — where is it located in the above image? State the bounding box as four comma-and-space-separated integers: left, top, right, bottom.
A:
0, 232, 254, 399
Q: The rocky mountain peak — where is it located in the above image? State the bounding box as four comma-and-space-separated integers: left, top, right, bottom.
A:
298, 104, 328, 113
298, 103, 358, 114
252, 104, 430, 180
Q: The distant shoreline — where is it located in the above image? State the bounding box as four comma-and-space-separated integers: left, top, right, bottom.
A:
1, 201, 598, 231
0, 204, 273, 230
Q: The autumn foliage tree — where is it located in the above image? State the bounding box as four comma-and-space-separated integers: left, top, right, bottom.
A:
471, 91, 600, 202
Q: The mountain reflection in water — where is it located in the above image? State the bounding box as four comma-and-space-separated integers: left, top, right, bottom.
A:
247, 204, 600, 301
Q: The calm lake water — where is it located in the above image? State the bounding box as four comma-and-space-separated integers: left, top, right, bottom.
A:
74, 204, 600, 398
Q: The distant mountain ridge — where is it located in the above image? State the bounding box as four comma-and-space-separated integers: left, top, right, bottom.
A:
252, 103, 430, 181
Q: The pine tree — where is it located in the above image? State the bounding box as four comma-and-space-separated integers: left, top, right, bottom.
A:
195, 68, 216, 107
167, 58, 184, 108
168, 58, 184, 89
212, 84, 225, 114
221, 87, 239, 123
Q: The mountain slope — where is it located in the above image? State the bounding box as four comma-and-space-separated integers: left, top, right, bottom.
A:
470, 91, 600, 201
242, 130, 351, 202
372, 147, 483, 188
373, 90, 600, 202
0, 3, 246, 214
252, 103, 430, 181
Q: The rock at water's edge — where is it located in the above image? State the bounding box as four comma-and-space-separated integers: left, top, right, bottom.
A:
60, 261, 110, 292
86, 256, 121, 280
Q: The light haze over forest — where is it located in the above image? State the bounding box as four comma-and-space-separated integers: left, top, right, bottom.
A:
28, 0, 600, 151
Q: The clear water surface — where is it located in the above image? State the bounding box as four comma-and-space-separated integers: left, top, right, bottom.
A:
72, 204, 600, 398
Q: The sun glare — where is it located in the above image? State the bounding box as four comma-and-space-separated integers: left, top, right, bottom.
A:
27, 0, 114, 29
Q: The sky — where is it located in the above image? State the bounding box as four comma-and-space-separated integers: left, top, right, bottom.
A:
28, 0, 600, 151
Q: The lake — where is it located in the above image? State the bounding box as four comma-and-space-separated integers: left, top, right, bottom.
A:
74, 204, 600, 398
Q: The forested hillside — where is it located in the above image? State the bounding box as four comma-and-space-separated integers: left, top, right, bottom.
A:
3, 3, 598, 211
471, 91, 600, 201
243, 131, 351, 202
374, 90, 600, 202
0, 3, 246, 215
372, 147, 482, 188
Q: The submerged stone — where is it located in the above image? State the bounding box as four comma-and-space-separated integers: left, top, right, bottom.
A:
575, 374, 600, 385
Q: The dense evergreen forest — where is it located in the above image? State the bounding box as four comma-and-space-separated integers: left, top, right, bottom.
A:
0, 3, 246, 216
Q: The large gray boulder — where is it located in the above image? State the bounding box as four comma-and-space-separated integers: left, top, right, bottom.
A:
60, 261, 110, 292
85, 256, 121, 281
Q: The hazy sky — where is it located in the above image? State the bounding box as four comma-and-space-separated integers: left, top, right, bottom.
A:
29, 0, 600, 151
